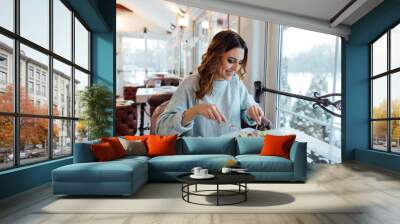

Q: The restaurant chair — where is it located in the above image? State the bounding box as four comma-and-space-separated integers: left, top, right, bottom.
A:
147, 93, 173, 116
150, 100, 170, 134
116, 104, 138, 136
123, 86, 143, 102
161, 78, 180, 86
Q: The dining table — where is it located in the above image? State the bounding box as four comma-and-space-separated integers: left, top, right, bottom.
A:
135, 86, 177, 135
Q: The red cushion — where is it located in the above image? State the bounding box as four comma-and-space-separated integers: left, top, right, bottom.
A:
91, 142, 117, 161
124, 135, 148, 143
147, 135, 177, 157
101, 137, 126, 158
259, 134, 296, 159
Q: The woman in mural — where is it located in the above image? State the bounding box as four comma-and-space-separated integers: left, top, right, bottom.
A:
156, 30, 264, 137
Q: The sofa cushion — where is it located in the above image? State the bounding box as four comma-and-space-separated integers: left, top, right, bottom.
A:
179, 137, 235, 155
101, 137, 127, 158
119, 138, 147, 156
147, 135, 177, 156
73, 140, 100, 163
236, 155, 293, 172
236, 137, 263, 155
260, 134, 296, 159
53, 158, 147, 183
91, 142, 118, 161
148, 154, 235, 172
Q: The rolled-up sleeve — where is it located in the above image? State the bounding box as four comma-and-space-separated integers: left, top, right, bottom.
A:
239, 80, 258, 126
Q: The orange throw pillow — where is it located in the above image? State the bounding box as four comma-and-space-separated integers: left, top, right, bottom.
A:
91, 142, 117, 161
124, 135, 148, 143
260, 134, 296, 159
147, 135, 177, 157
101, 137, 126, 158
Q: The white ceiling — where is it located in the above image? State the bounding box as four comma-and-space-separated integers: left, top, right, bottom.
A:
226, 0, 352, 23
165, 0, 384, 37
117, 0, 384, 37
117, 0, 181, 35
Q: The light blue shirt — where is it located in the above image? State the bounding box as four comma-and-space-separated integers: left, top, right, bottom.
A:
155, 74, 258, 137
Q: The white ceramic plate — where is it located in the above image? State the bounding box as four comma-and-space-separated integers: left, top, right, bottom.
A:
190, 174, 215, 179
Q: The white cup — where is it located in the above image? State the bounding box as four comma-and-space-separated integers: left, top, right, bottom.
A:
191, 167, 202, 176
200, 169, 208, 176
221, 167, 232, 174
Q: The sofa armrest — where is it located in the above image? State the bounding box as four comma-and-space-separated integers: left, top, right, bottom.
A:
73, 140, 100, 163
289, 141, 307, 181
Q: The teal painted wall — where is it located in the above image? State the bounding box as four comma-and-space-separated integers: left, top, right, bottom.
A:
0, 158, 72, 199
0, 0, 115, 200
91, 0, 116, 136
344, 0, 400, 171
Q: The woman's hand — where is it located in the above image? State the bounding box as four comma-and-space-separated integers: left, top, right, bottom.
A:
246, 105, 264, 125
182, 103, 227, 127
194, 104, 227, 123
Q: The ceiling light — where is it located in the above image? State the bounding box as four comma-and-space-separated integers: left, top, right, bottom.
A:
201, 20, 209, 29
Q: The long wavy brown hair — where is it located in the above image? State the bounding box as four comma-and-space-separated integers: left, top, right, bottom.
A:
195, 30, 248, 99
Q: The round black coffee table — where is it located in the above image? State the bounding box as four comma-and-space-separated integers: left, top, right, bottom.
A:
177, 173, 255, 206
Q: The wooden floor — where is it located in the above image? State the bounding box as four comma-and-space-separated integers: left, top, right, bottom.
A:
1, 162, 400, 224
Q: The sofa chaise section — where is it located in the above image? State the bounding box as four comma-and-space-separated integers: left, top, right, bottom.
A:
52, 142, 149, 196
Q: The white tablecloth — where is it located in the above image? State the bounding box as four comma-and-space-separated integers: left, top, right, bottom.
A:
135, 86, 177, 103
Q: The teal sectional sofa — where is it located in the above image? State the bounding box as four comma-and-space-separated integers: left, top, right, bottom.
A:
52, 136, 307, 196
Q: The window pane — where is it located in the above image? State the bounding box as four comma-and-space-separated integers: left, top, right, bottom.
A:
372, 121, 387, 151
74, 69, 89, 118
75, 120, 88, 143
392, 24, 400, 70
53, 59, 72, 117
0, 35, 14, 112
20, 117, 49, 165
391, 72, 400, 118
391, 120, 400, 153
147, 39, 173, 74
372, 77, 387, 119
20, 44, 49, 115
0, 116, 13, 170
228, 15, 239, 33
53, 119, 72, 158
0, 0, 14, 31
53, 0, 72, 60
372, 34, 387, 76
75, 18, 89, 70
20, 0, 49, 49
121, 37, 146, 85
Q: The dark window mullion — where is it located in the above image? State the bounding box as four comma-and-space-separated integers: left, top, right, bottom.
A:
14, 0, 20, 167
370, 45, 373, 149
387, 30, 391, 152
49, 0, 53, 160
71, 10, 76, 153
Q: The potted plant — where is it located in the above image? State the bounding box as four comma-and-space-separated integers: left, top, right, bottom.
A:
79, 84, 113, 140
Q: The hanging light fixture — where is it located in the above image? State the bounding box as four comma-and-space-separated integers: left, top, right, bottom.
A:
178, 14, 190, 29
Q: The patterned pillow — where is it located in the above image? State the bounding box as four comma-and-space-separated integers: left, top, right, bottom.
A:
119, 137, 147, 156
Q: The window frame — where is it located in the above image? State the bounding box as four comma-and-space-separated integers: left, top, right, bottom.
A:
370, 20, 400, 154
0, 0, 92, 171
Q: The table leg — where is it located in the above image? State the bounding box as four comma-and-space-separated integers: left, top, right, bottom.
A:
139, 103, 145, 135
217, 184, 219, 206
245, 183, 247, 201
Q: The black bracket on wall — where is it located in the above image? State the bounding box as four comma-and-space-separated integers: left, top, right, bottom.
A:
254, 81, 342, 117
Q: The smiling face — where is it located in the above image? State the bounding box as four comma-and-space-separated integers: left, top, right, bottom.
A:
216, 47, 245, 80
